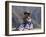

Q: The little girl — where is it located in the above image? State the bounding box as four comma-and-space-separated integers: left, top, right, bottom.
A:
18, 11, 33, 31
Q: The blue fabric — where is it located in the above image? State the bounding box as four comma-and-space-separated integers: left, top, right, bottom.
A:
18, 22, 33, 31
23, 22, 31, 27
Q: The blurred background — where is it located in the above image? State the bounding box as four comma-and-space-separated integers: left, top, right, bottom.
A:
12, 6, 41, 31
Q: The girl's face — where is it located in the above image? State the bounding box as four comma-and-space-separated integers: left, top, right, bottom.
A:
26, 16, 31, 22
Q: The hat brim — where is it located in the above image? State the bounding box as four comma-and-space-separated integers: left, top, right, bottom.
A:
24, 13, 30, 15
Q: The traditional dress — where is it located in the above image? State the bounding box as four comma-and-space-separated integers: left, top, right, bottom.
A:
18, 21, 33, 31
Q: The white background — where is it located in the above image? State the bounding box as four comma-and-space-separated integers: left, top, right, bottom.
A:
0, 0, 46, 37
